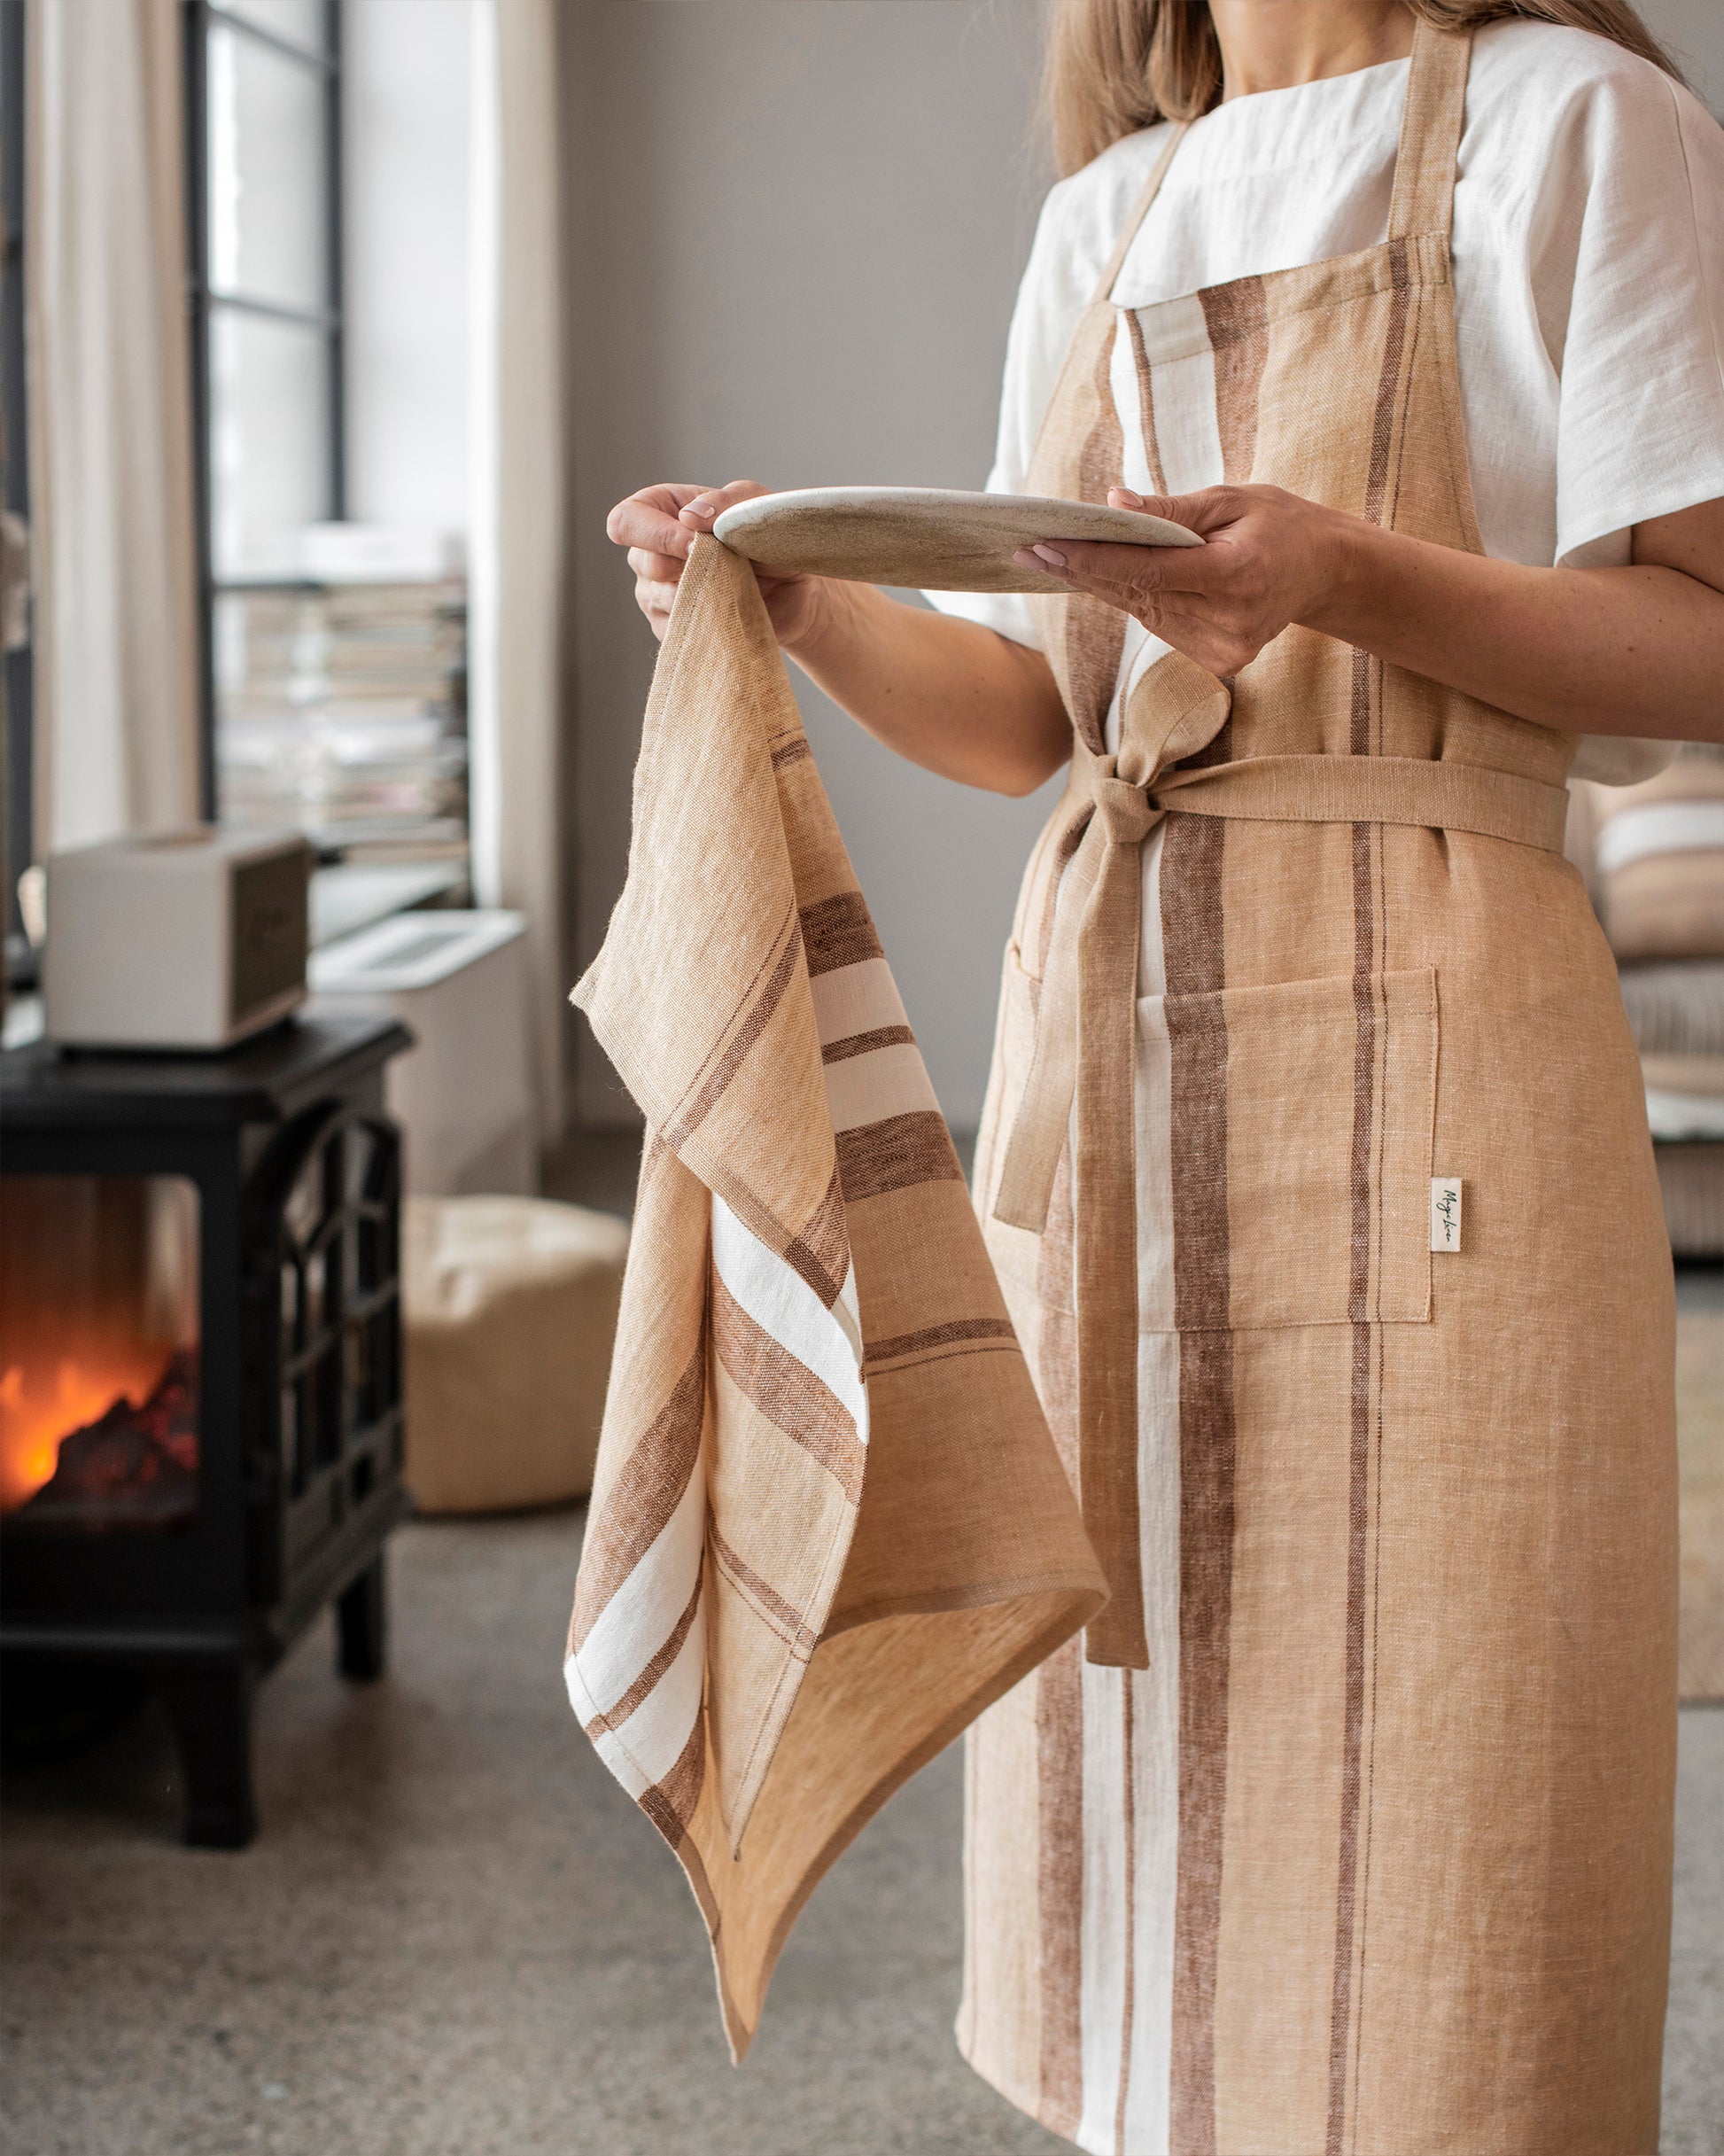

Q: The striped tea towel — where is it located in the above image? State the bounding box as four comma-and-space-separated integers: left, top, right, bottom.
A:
567, 536, 1104, 2059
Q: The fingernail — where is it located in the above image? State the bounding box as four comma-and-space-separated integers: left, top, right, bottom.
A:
1031, 543, 1068, 569
1114, 488, 1145, 508
682, 502, 712, 524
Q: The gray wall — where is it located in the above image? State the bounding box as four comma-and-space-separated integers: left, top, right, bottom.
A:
1641, 0, 1724, 113
559, 0, 1724, 1134
560, 0, 1057, 1132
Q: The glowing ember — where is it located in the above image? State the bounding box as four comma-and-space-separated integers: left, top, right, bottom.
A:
0, 1173, 200, 1523
1, 1352, 177, 1512
11, 1350, 199, 1529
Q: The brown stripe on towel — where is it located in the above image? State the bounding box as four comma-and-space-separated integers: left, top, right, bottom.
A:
662, 907, 804, 1151
835, 1109, 965, 1203
712, 1271, 866, 1502
800, 891, 884, 977
866, 1316, 1019, 1365
585, 1574, 704, 1740
571, 1327, 706, 1652
710, 1522, 820, 1656
822, 1024, 916, 1064
640, 1719, 707, 1844
781, 1166, 850, 1309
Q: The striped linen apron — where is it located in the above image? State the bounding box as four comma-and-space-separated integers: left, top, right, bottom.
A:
963, 26, 1677, 2156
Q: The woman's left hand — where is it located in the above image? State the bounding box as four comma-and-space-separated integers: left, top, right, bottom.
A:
1013, 484, 1346, 681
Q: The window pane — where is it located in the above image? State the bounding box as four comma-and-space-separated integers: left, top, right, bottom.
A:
209, 307, 331, 579
207, 23, 327, 314
219, 0, 327, 57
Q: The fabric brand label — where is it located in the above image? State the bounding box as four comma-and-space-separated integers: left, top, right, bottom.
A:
1430, 1178, 1462, 1253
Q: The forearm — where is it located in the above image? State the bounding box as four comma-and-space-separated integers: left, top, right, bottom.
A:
784, 580, 1071, 796
1040, 486, 1724, 745
1311, 518, 1724, 742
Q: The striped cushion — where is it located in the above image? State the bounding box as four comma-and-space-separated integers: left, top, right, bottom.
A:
1653, 1140, 1724, 1260
1589, 746, 1724, 961
1617, 961, 1724, 1058
1642, 1056, 1724, 1140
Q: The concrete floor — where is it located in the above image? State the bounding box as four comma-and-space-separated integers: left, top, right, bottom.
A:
0, 1507, 1720, 2156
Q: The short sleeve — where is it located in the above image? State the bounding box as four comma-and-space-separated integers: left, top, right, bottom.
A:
1548, 68, 1724, 571
924, 175, 1098, 650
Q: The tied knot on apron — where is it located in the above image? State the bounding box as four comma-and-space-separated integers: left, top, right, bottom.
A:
1091, 758, 1158, 847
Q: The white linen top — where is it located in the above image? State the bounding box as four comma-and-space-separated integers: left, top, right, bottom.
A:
930, 19, 1724, 782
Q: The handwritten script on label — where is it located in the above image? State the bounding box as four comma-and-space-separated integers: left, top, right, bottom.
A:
1430, 1178, 1463, 1254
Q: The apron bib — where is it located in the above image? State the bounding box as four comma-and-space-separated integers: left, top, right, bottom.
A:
960, 27, 1677, 2156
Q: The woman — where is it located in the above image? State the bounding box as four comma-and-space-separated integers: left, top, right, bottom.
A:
610, 4, 1724, 2152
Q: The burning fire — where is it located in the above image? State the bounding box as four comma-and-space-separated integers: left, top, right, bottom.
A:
0, 1347, 183, 1514
1, 1173, 201, 1522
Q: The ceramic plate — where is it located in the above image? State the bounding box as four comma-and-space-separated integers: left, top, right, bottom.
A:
711, 486, 1200, 593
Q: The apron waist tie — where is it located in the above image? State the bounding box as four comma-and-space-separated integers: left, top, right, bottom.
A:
991, 746, 1571, 1670
1153, 752, 1571, 852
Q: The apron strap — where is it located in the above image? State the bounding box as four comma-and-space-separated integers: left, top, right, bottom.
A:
1155, 752, 1569, 853
1088, 121, 1191, 306
1387, 20, 1472, 242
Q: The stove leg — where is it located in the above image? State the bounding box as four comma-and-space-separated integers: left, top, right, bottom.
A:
337, 1552, 386, 1683
158, 1662, 256, 1849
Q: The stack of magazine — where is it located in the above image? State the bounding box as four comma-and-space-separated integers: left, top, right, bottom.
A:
215, 559, 469, 870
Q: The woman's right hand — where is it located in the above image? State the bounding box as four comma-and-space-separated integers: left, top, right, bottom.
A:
606, 479, 830, 649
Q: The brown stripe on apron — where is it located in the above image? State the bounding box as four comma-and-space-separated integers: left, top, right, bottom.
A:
1197, 276, 1270, 484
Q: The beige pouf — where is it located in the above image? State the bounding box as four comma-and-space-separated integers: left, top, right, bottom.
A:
402, 1196, 630, 1514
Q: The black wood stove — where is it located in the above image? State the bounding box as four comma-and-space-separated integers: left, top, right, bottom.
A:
0, 1016, 412, 1846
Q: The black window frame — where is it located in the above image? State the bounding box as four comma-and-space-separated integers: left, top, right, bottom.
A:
183, 0, 345, 822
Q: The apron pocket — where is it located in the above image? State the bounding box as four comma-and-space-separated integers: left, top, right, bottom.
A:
1136, 966, 1437, 1331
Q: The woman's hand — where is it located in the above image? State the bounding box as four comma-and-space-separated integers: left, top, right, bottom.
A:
607, 479, 831, 648
1013, 484, 1345, 680
609, 477, 1072, 792
1017, 482, 1724, 742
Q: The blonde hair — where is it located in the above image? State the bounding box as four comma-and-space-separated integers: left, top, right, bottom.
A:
1045, 0, 1684, 175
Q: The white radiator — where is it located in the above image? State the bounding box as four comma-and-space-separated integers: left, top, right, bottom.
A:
308, 910, 537, 1197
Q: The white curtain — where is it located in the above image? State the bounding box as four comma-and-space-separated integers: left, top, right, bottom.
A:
469, 0, 567, 1143
26, 0, 201, 853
